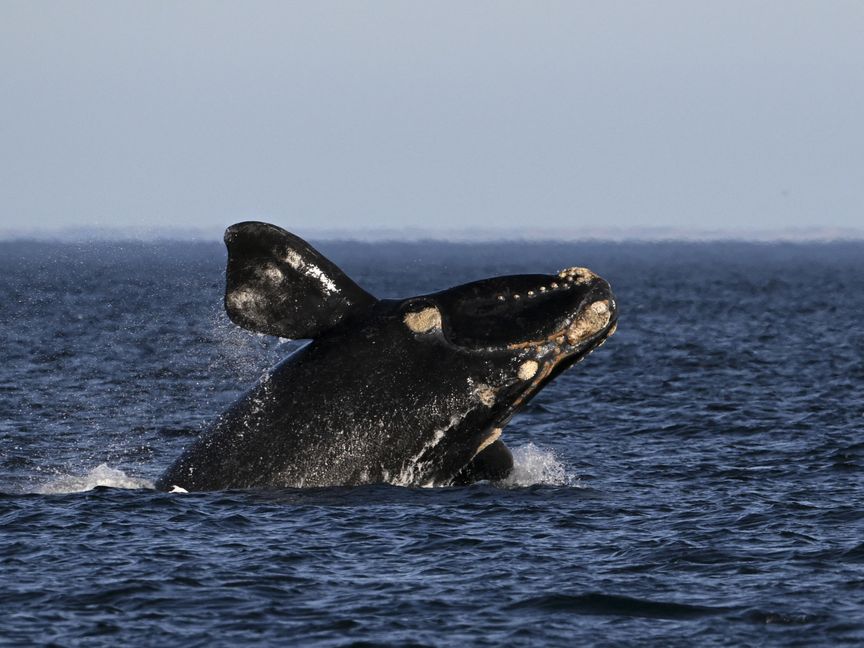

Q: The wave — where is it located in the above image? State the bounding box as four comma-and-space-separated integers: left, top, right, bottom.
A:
32, 464, 154, 494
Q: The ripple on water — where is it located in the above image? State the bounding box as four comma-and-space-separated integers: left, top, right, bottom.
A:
2, 241, 863, 646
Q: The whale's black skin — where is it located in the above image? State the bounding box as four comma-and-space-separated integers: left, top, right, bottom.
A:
156, 222, 617, 491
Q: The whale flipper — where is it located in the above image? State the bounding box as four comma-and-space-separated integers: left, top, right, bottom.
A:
224, 222, 377, 339
452, 439, 514, 485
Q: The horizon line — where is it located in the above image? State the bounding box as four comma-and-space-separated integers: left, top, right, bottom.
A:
1, 224, 863, 244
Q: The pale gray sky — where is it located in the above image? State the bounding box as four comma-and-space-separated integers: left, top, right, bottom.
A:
1, 1, 862, 237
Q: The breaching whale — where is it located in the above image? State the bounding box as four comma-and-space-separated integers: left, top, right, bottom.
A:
156, 222, 617, 491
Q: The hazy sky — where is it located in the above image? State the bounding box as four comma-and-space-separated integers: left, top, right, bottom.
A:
1, 1, 862, 236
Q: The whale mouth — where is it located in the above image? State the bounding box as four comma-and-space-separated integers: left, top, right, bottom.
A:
502, 266, 617, 361
506, 302, 616, 348
491, 310, 618, 435
456, 313, 617, 483
417, 263, 617, 473
434, 266, 616, 352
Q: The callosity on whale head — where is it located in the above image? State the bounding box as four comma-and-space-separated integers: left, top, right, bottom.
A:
155, 222, 617, 491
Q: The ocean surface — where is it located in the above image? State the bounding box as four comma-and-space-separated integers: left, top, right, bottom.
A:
1, 239, 862, 646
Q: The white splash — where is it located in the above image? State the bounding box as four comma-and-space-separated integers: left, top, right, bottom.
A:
500, 443, 578, 487
208, 306, 297, 381
33, 464, 154, 494
393, 427, 449, 487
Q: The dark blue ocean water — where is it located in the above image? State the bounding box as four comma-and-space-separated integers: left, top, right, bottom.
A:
1, 239, 862, 646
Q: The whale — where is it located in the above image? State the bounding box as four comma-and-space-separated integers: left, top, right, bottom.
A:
155, 222, 618, 491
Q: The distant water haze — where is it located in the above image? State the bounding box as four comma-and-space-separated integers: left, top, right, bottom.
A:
1, 2, 862, 236
1, 224, 862, 242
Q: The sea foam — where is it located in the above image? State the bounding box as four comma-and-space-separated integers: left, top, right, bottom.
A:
33, 464, 154, 494
26, 447, 573, 494
501, 443, 578, 487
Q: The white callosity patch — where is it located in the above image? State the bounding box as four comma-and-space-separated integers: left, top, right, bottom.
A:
517, 359, 539, 380
282, 248, 339, 295
494, 266, 602, 302
566, 299, 612, 345
557, 266, 597, 285
403, 306, 442, 333
473, 383, 496, 407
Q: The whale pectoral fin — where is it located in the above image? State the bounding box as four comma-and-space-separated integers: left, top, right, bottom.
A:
223, 222, 378, 338
452, 439, 514, 485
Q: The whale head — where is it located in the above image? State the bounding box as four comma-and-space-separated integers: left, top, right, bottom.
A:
393, 268, 617, 483
408, 266, 616, 365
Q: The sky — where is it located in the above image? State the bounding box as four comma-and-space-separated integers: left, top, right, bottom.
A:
1, 1, 862, 238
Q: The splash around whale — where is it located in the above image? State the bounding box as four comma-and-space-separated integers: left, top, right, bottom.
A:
155, 222, 617, 492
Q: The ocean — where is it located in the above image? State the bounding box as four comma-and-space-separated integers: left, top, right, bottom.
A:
1, 239, 862, 646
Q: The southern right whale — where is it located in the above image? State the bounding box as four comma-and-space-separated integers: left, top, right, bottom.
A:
156, 222, 617, 491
